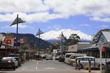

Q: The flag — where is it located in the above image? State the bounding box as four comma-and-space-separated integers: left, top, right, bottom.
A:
102, 47, 105, 52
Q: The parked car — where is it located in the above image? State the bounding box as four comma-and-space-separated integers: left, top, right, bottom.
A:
73, 56, 100, 69
59, 55, 65, 62
0, 57, 18, 70
9, 54, 21, 66
65, 53, 75, 64
68, 54, 87, 65
68, 55, 79, 65
34, 54, 42, 60
55, 56, 60, 60
41, 54, 46, 59
46, 55, 52, 60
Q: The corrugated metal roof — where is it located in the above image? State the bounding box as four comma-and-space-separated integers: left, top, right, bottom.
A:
102, 31, 110, 42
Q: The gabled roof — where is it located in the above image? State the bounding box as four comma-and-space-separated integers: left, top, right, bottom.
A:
102, 31, 110, 42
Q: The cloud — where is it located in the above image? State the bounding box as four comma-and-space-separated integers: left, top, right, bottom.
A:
101, 25, 109, 28
0, 0, 110, 22
0, 0, 49, 12
40, 29, 92, 40
90, 17, 110, 22
79, 24, 89, 26
1, 24, 34, 29
48, 25, 62, 30
0, 12, 64, 23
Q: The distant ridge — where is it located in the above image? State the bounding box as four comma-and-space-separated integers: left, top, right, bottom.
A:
1, 33, 51, 50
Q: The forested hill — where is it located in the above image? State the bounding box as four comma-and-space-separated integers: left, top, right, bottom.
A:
1, 33, 51, 50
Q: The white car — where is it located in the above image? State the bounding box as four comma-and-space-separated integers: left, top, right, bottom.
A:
65, 53, 75, 64
46, 55, 52, 60
65, 53, 86, 64
73, 56, 100, 69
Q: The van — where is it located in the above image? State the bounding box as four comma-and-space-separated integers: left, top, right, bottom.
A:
65, 53, 75, 64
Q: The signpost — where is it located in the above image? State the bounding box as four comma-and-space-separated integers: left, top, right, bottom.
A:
97, 43, 103, 73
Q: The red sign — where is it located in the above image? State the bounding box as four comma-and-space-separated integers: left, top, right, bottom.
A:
71, 46, 74, 49
32, 50, 34, 52
6, 39, 11, 44
102, 47, 105, 52
66, 49, 68, 51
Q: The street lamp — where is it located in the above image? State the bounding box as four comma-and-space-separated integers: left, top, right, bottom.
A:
36, 28, 44, 54
10, 14, 25, 53
58, 32, 66, 56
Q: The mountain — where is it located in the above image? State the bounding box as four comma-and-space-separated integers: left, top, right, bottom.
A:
1, 33, 51, 50
40, 29, 92, 41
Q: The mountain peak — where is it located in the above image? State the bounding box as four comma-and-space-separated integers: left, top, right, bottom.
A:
40, 29, 92, 41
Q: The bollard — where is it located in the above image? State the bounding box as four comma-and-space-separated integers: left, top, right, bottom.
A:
75, 59, 77, 70
106, 62, 108, 73
78, 59, 80, 70
88, 59, 91, 73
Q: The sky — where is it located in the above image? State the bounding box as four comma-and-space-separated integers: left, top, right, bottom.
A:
0, 0, 110, 40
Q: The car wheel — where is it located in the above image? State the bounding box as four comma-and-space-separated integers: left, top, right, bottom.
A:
13, 67, 16, 70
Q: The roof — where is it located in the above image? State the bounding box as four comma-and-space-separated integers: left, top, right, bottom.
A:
78, 46, 98, 51
102, 31, 110, 42
76, 56, 95, 59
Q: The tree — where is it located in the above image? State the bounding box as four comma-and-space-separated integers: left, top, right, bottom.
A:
64, 34, 80, 46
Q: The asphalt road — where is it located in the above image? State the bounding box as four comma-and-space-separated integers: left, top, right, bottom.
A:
0, 60, 100, 73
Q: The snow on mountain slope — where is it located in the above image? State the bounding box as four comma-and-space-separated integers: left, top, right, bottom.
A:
40, 29, 92, 41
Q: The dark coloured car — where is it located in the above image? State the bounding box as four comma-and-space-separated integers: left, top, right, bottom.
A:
9, 54, 21, 67
0, 57, 17, 70
59, 55, 65, 62
34, 54, 42, 60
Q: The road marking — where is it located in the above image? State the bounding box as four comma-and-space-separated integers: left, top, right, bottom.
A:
45, 67, 55, 69
22, 67, 27, 70
36, 66, 38, 69
36, 61, 41, 65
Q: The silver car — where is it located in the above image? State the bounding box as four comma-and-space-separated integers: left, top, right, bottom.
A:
46, 55, 52, 60
73, 56, 99, 69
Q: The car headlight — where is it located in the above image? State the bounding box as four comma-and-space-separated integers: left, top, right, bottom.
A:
8, 61, 11, 63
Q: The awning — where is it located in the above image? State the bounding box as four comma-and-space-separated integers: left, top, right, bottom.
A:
78, 46, 110, 51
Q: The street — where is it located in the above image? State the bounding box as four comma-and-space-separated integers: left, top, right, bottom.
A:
0, 60, 100, 73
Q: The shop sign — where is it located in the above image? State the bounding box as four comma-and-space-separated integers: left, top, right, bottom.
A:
6, 39, 11, 44
71, 46, 74, 49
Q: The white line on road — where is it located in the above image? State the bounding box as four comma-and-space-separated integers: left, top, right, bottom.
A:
36, 61, 41, 65
45, 67, 55, 69
36, 66, 38, 69
22, 67, 27, 70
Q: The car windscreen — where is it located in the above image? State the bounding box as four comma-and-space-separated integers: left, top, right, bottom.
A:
66, 55, 71, 58
77, 58, 95, 61
9, 55, 19, 57
70, 56, 79, 59
2, 58, 11, 62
